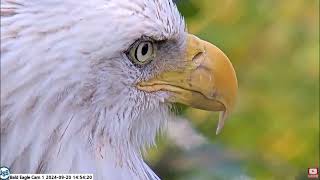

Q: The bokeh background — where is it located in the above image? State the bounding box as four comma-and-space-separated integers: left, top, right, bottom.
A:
146, 0, 319, 179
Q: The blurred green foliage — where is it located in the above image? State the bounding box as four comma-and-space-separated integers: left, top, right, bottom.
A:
148, 0, 319, 179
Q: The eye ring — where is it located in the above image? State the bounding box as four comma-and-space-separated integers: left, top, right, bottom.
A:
126, 38, 156, 66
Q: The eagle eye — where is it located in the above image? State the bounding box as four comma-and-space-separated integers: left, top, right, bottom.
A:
127, 39, 155, 66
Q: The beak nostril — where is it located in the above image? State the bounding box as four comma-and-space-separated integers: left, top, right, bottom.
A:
192, 51, 204, 65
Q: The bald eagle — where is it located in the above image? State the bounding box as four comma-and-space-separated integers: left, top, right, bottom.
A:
0, 0, 237, 179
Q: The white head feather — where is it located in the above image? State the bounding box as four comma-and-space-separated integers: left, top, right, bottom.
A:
1, 0, 186, 179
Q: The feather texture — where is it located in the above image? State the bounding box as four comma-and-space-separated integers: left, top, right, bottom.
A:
1, 0, 185, 179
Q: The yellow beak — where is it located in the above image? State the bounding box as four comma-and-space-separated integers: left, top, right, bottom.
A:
137, 34, 238, 134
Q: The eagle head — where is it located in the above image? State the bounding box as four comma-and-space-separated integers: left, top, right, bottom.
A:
1, 0, 237, 179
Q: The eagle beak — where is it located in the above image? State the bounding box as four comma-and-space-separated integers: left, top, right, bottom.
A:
137, 34, 238, 134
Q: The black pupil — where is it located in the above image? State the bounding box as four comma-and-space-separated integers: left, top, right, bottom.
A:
141, 43, 149, 56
